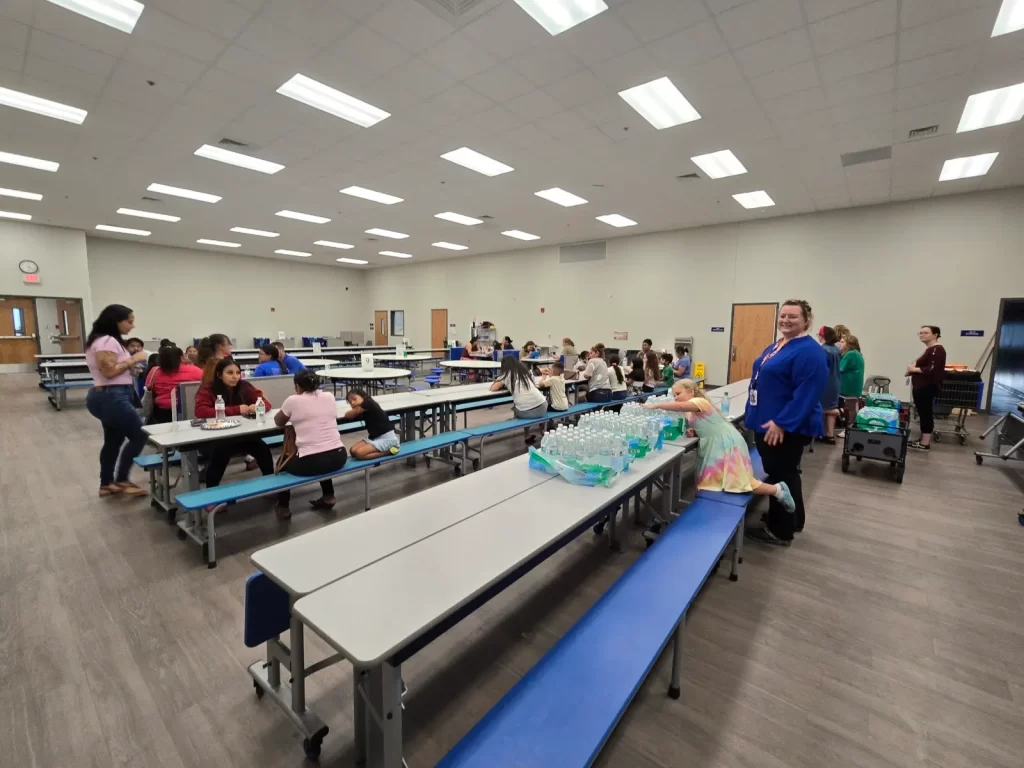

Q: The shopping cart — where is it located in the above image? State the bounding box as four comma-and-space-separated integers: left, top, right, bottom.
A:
841, 401, 910, 483
912, 370, 984, 445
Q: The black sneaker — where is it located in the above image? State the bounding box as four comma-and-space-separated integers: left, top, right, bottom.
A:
908, 440, 930, 451
744, 527, 792, 547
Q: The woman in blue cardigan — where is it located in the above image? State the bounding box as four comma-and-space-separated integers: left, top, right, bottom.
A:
744, 299, 828, 547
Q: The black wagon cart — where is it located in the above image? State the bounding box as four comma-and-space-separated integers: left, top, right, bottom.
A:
841, 400, 910, 483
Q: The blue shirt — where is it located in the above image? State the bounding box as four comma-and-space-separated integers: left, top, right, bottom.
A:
252, 360, 289, 377
282, 354, 306, 374
527, 350, 540, 359
744, 335, 827, 437
820, 344, 841, 408
673, 355, 692, 378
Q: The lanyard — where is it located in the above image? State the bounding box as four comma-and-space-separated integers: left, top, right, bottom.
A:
751, 339, 787, 391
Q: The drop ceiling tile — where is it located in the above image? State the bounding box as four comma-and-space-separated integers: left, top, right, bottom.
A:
896, 75, 970, 111
649, 20, 729, 71
762, 85, 828, 119
0, 19, 28, 56
591, 48, 663, 92
818, 34, 895, 83
377, 56, 458, 100
365, 0, 455, 54
535, 110, 594, 140
235, 17, 319, 66
706, 0, 755, 13
335, 0, 390, 21
430, 83, 495, 119
27, 29, 117, 80
801, 0, 875, 23
575, 94, 634, 126
543, 69, 611, 109
329, 25, 411, 81
751, 59, 819, 100
180, 70, 263, 120
29, 1, 132, 57
559, 11, 640, 65
133, 8, 229, 63
122, 40, 209, 85
23, 54, 107, 98
682, 54, 747, 89
896, 45, 980, 89
825, 66, 895, 106
615, 0, 710, 43
772, 108, 835, 149
422, 32, 497, 80
0, 0, 32, 24
461, 0, 549, 60
259, 0, 357, 47
716, 0, 804, 50
508, 41, 584, 87
0, 46, 22, 75
809, 0, 896, 57
148, 0, 254, 40
829, 91, 892, 123
898, 9, 994, 63
217, 44, 299, 86
466, 64, 536, 104
504, 89, 565, 123
734, 28, 813, 79
899, 0, 998, 30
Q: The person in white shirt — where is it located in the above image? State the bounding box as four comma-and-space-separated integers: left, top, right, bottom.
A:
538, 361, 569, 412
582, 346, 611, 403
608, 354, 628, 401
491, 356, 548, 444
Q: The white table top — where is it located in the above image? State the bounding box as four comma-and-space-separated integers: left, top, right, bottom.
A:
251, 455, 555, 596
441, 360, 501, 370
409, 348, 448, 354
372, 354, 436, 362
295, 442, 691, 666
35, 353, 85, 359
522, 357, 559, 365
290, 359, 339, 368
40, 360, 93, 369
319, 367, 412, 380
704, 378, 750, 422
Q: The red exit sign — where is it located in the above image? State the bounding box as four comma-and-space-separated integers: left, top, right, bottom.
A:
23, 274, 40, 284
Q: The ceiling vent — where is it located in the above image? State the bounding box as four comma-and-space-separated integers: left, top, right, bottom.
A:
676, 173, 700, 180
840, 145, 892, 168
217, 137, 251, 148
908, 124, 939, 140
414, 0, 502, 26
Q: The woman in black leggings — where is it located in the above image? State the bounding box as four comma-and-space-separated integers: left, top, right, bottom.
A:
907, 326, 946, 450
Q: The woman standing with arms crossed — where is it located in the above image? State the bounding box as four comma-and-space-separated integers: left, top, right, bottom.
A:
744, 299, 828, 547
907, 326, 946, 450
84, 304, 150, 496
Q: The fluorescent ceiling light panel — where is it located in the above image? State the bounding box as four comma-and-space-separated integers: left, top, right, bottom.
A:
992, 0, 1024, 37
366, 228, 409, 239
147, 183, 221, 203
513, 0, 608, 35
619, 77, 701, 130
197, 239, 240, 248
0, 211, 32, 221
315, 240, 354, 249
379, 251, 412, 259
275, 249, 311, 257
45, 0, 144, 34
277, 74, 390, 128
534, 187, 588, 207
690, 149, 747, 179
194, 144, 284, 175
432, 242, 468, 250
0, 86, 87, 125
117, 207, 179, 222
276, 210, 331, 224
733, 190, 775, 209
95, 224, 149, 235
337, 257, 368, 264
596, 214, 637, 227
435, 211, 483, 226
939, 152, 999, 181
502, 230, 540, 241
0, 187, 42, 201
231, 226, 279, 238
956, 82, 1024, 132
340, 186, 403, 205
440, 147, 514, 177
0, 151, 59, 172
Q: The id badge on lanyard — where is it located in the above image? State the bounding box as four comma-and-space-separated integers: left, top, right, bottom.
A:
750, 340, 785, 407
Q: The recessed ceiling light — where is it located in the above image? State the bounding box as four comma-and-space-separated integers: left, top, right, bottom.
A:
96, 224, 149, 235
0, 211, 32, 221
0, 187, 42, 201
0, 86, 87, 125
231, 226, 279, 238
0, 150, 59, 172
340, 186, 403, 205
45, 0, 144, 34
117, 207, 179, 222
939, 152, 999, 181
992, 0, 1024, 37
315, 240, 355, 249
596, 214, 637, 227
432, 241, 469, 250
619, 77, 701, 130
513, 0, 608, 35
337, 257, 369, 265
440, 147, 514, 176
957, 82, 1024, 133
534, 187, 588, 207
277, 74, 390, 128
690, 149, 747, 179
197, 238, 240, 248
435, 211, 483, 226
380, 251, 412, 259
275, 249, 311, 257
502, 230, 540, 241
733, 190, 775, 209
276, 210, 331, 224
194, 144, 284, 175
366, 228, 409, 239
147, 183, 221, 203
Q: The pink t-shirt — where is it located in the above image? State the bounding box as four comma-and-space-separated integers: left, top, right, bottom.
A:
280, 391, 342, 457
85, 335, 132, 386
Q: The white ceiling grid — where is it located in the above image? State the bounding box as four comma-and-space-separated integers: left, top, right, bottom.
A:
0, 0, 1018, 267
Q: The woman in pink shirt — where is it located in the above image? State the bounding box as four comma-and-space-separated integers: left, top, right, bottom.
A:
144, 345, 203, 424
273, 370, 347, 518
84, 304, 150, 497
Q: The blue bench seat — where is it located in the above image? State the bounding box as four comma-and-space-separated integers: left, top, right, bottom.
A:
694, 446, 766, 507
437, 498, 745, 768
43, 381, 93, 390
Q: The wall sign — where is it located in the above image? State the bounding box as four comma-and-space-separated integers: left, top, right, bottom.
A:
23, 274, 41, 284
613, 331, 628, 340
960, 330, 984, 337
711, 326, 725, 332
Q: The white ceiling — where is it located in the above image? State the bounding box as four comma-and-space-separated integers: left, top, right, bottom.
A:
0, 0, 1022, 269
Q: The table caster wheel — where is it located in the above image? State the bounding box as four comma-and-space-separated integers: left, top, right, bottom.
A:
668, 685, 680, 699
592, 520, 605, 536
176, 528, 187, 540
841, 455, 850, 473
303, 736, 322, 760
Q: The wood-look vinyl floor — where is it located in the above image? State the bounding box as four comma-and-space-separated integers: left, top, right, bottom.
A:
2, 374, 1023, 767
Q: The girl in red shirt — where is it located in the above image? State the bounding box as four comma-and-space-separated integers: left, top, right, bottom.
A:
145, 346, 202, 424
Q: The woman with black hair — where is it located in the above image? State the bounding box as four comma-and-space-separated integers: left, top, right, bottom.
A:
491, 355, 547, 443
253, 344, 289, 377
608, 354, 628, 401
196, 333, 232, 384
344, 388, 400, 459
907, 325, 946, 450
274, 371, 346, 517
817, 325, 842, 444
144, 346, 202, 424
84, 304, 151, 496
582, 346, 612, 402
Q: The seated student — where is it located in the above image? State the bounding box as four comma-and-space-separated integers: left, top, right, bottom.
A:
271, 341, 307, 374
491, 356, 547, 443
641, 350, 663, 393
462, 336, 481, 359
672, 345, 692, 379
274, 371, 348, 519
626, 354, 645, 392
660, 353, 675, 387
252, 344, 289, 377
197, 333, 233, 384
194, 358, 274, 489
608, 354, 628, 400
582, 346, 612, 403
501, 335, 514, 350
344, 388, 400, 459
145, 346, 202, 424
184, 345, 199, 365
537, 361, 568, 413
125, 337, 148, 399
522, 341, 540, 359
561, 337, 577, 357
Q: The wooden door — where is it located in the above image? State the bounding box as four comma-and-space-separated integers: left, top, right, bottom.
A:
56, 298, 84, 353
431, 308, 447, 349
728, 303, 778, 383
374, 310, 388, 346
0, 297, 39, 364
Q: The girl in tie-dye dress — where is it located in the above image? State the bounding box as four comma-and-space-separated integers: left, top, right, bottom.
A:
644, 379, 795, 511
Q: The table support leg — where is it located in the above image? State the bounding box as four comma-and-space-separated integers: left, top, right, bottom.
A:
365, 662, 404, 768
729, 523, 741, 581
608, 505, 621, 552
668, 613, 685, 699
57, 370, 67, 410
354, 670, 367, 766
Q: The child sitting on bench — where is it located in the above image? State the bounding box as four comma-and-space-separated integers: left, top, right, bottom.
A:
344, 388, 400, 459
537, 361, 568, 413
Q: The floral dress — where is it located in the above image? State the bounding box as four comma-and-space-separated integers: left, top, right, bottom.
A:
686, 397, 761, 493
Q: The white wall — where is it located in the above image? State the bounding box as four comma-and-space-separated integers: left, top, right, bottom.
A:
87, 238, 368, 348
0, 220, 92, 318
367, 188, 1024, 396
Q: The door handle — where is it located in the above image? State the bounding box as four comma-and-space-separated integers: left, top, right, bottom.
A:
731, 346, 737, 362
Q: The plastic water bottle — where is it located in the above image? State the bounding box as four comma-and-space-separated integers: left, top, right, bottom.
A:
255, 396, 266, 424
215, 394, 226, 421
242, 365, 252, 378
720, 391, 730, 418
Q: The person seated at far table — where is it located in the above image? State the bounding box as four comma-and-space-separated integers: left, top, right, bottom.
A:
270, 341, 307, 374
522, 341, 541, 359
608, 354, 629, 401
492, 356, 548, 444
195, 359, 274, 489
184, 345, 199, 365
582, 346, 612, 403
145, 346, 202, 424
344, 388, 400, 459
537, 361, 568, 413
672, 345, 692, 379
462, 336, 481, 359
501, 335, 514, 350
660, 352, 675, 387
252, 344, 289, 377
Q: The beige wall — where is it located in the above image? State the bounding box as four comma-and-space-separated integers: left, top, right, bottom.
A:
367, 188, 1024, 395
0, 220, 92, 318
